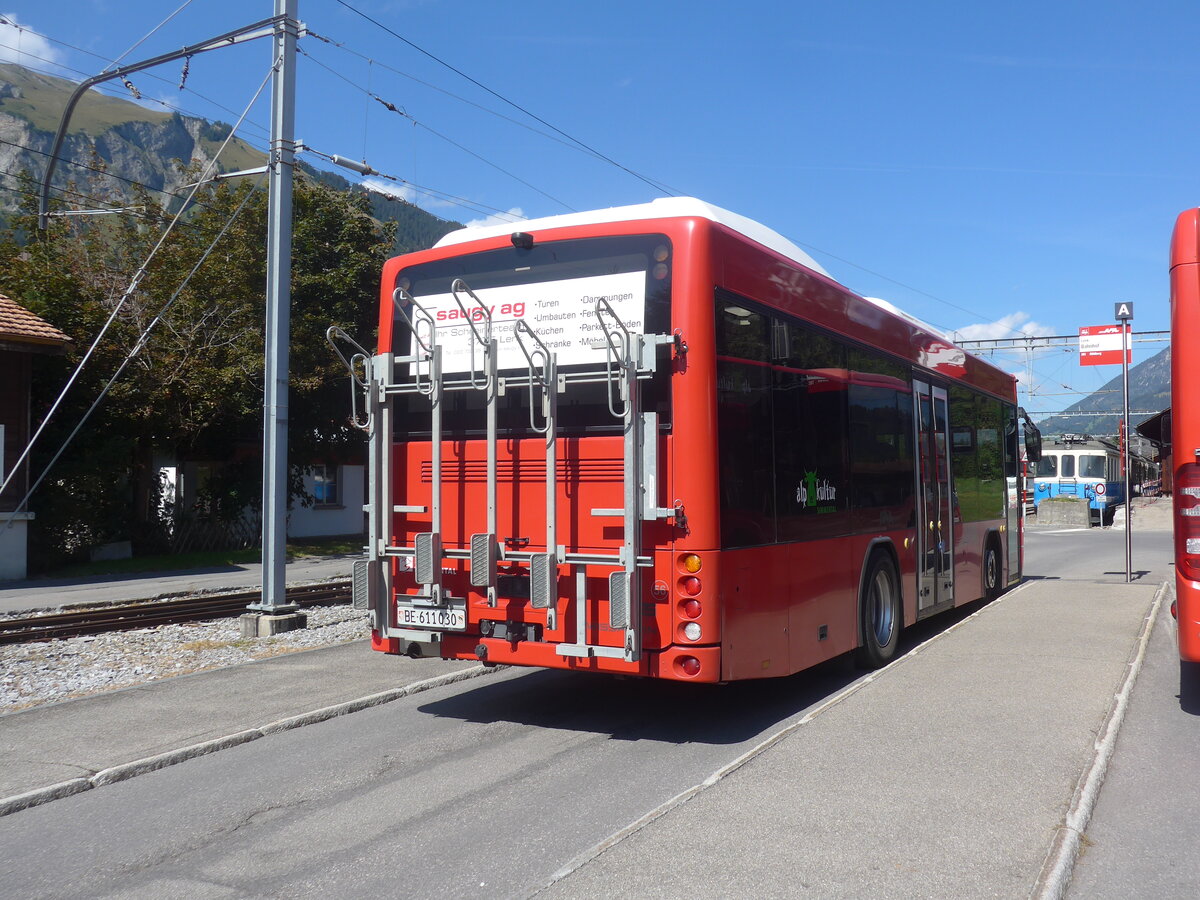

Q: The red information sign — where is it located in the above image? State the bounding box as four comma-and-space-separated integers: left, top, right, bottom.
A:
1079, 324, 1131, 366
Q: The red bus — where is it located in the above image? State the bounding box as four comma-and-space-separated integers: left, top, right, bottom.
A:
341, 198, 1035, 682
1169, 208, 1200, 662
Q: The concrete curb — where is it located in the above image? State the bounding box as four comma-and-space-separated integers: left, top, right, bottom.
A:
0, 664, 495, 818
1031, 579, 1168, 900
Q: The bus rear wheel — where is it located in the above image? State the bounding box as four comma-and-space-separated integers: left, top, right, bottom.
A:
856, 551, 901, 669
983, 541, 1002, 601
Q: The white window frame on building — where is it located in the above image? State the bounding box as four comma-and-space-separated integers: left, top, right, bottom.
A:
313, 463, 340, 508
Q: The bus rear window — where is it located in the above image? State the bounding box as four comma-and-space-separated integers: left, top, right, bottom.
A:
391, 235, 672, 437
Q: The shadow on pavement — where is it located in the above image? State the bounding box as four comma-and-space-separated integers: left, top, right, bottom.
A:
416, 594, 1002, 746
416, 660, 862, 746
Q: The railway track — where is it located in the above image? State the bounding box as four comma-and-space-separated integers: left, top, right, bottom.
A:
0, 581, 353, 646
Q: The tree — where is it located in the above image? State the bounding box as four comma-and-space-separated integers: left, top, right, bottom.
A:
0, 169, 395, 570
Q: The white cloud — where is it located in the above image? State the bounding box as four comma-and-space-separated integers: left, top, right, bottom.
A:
952, 311, 1056, 342
464, 207, 525, 229
361, 177, 420, 204
0, 14, 64, 68
359, 178, 524, 228
152, 92, 182, 112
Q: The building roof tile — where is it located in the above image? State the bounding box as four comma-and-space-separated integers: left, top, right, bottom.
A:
0, 293, 71, 347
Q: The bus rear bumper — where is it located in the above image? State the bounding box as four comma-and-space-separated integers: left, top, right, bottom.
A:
432, 635, 723, 682
1176, 573, 1200, 663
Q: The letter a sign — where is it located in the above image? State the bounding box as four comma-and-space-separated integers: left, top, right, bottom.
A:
1114, 302, 1134, 320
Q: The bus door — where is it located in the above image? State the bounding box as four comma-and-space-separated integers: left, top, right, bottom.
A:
914, 381, 954, 614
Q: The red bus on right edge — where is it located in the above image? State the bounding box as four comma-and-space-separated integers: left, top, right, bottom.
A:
1169, 209, 1200, 662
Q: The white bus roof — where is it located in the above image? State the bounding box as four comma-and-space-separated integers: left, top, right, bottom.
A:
434, 197, 833, 280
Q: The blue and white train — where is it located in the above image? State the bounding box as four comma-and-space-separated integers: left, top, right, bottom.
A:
1031, 435, 1123, 525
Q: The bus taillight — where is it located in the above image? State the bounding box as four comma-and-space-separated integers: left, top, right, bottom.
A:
1177, 464, 1200, 577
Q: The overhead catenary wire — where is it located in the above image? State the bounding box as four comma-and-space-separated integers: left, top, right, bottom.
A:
303, 146, 524, 223
329, 0, 677, 198
102, 0, 197, 75
305, 28, 684, 195
0, 62, 277, 514
1, 172, 266, 531
298, 45, 575, 213
0, 168, 192, 227
0, 136, 231, 220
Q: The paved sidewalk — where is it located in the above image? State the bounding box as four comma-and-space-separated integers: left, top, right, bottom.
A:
542, 578, 1163, 899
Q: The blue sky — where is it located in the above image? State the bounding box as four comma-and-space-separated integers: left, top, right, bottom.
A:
2, 0, 1195, 416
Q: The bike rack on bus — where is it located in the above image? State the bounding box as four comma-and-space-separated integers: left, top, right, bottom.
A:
513, 318, 559, 632
325, 326, 372, 433
357, 280, 683, 663
450, 279, 502, 611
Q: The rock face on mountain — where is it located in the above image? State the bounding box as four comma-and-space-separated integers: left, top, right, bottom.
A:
0, 63, 266, 205
0, 62, 459, 252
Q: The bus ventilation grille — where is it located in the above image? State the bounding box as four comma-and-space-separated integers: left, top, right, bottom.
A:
530, 553, 553, 608
352, 560, 369, 610
609, 572, 629, 629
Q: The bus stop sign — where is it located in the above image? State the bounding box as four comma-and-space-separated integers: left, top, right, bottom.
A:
1114, 301, 1134, 320
1079, 324, 1131, 366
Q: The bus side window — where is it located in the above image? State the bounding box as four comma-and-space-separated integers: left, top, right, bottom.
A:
715, 297, 775, 548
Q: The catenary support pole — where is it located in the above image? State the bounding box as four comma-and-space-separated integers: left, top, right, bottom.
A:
245, 0, 304, 634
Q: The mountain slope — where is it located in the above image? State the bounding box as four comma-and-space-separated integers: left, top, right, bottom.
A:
1035, 345, 1170, 436
0, 62, 460, 253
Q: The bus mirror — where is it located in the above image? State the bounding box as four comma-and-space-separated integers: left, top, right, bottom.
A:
1024, 420, 1043, 462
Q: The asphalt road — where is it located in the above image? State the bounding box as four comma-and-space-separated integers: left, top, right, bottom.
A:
0, 660, 875, 898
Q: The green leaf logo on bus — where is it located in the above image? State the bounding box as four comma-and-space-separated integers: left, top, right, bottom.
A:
797, 470, 838, 514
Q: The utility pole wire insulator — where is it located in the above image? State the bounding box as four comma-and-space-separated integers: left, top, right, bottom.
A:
331, 155, 376, 176
372, 95, 402, 115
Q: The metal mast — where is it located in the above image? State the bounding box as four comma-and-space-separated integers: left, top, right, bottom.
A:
247, 0, 303, 629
